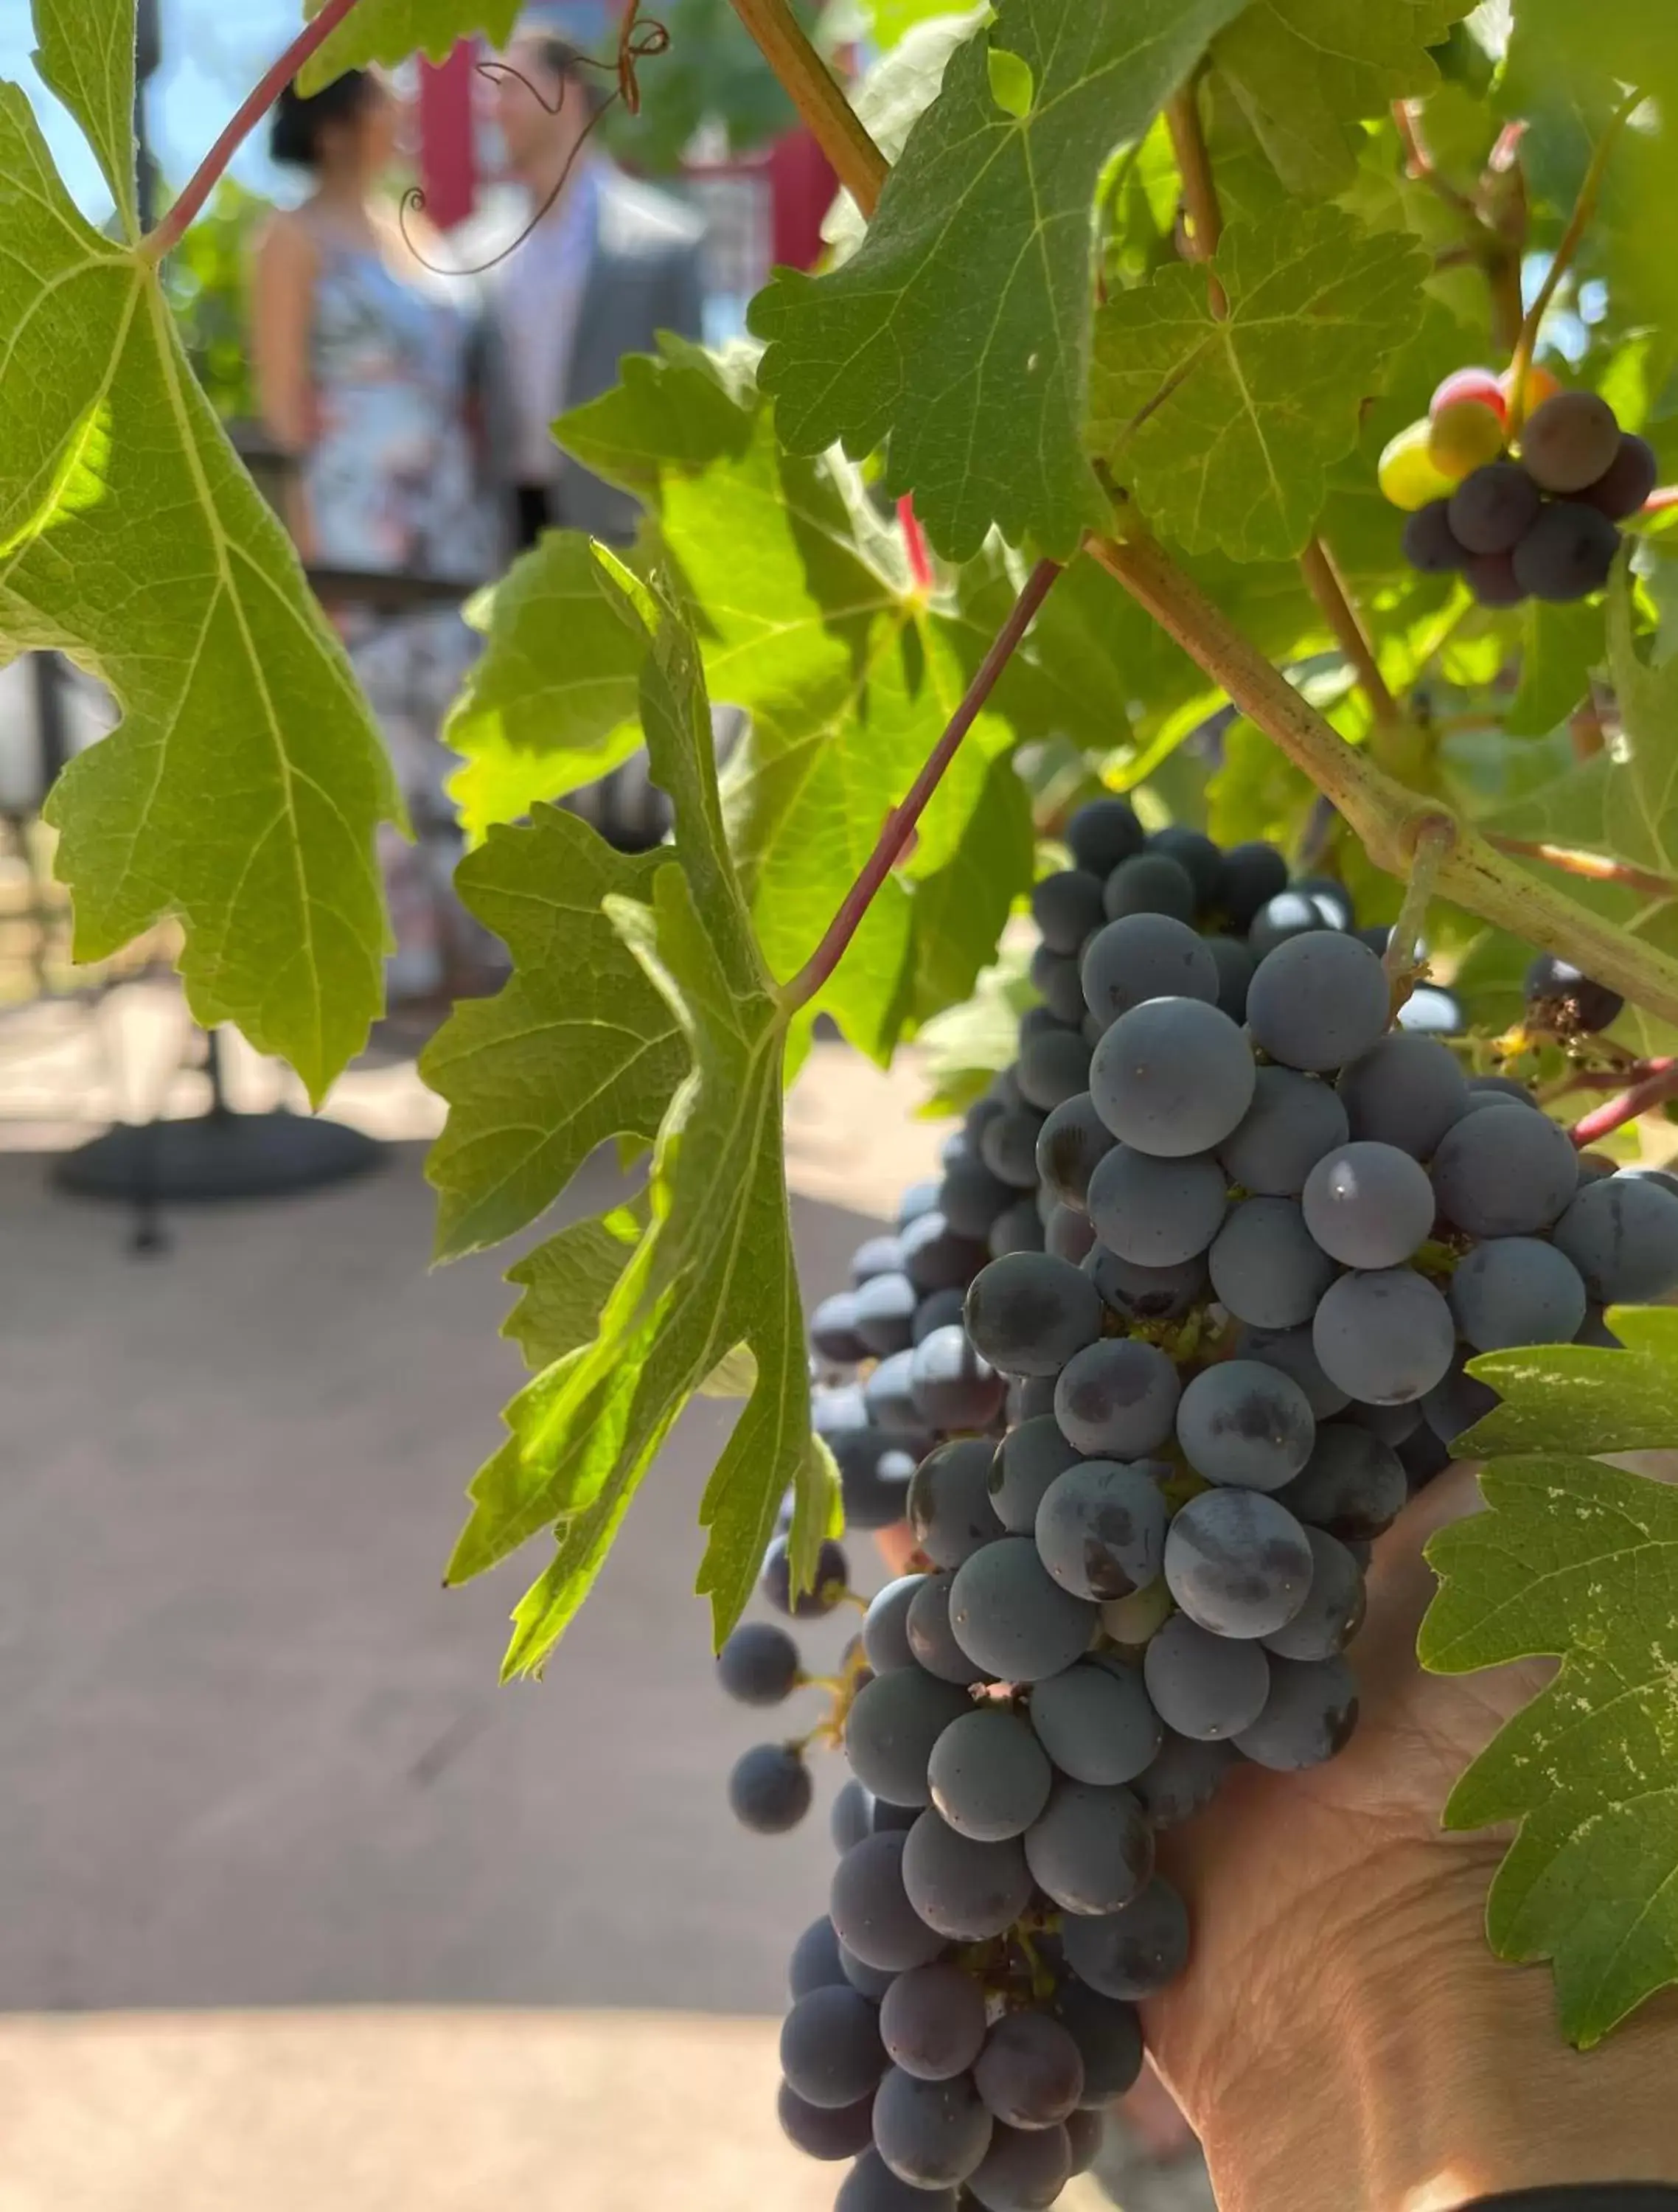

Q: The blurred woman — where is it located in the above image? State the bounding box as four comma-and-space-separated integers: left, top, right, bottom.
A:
251, 69, 498, 1004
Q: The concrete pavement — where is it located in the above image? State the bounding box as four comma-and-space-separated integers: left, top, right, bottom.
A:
0, 1021, 1208, 2208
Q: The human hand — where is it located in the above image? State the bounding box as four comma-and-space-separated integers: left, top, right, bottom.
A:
1143, 1463, 1678, 2212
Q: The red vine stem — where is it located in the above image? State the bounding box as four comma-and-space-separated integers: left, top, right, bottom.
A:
1570, 1060, 1678, 1147
1483, 835, 1677, 902
142, 0, 369, 260
1552, 1059, 1673, 1099
784, 560, 1062, 1012
899, 498, 934, 593
1392, 100, 1480, 220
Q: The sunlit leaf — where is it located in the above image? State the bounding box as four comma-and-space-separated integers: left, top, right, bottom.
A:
1423, 1439, 1678, 2045
446, 582, 812, 1674
749, 0, 1252, 561
1089, 205, 1427, 561
1211, 0, 1477, 198
3, 0, 396, 1102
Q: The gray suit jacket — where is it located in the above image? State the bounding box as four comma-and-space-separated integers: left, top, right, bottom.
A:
472, 167, 707, 547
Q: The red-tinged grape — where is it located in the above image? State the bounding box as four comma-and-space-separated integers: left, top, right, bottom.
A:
1465, 549, 1525, 607
1447, 460, 1542, 554
1519, 389, 1622, 494
1428, 397, 1505, 480
1579, 433, 1659, 521
1503, 362, 1561, 417
1378, 419, 1456, 510
1402, 499, 1467, 574
1431, 366, 1506, 422
1511, 501, 1620, 602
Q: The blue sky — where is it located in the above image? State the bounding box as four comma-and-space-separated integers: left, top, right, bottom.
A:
0, 0, 299, 221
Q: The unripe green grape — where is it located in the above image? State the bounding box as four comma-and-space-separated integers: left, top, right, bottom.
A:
1377, 419, 1455, 511
1427, 397, 1505, 481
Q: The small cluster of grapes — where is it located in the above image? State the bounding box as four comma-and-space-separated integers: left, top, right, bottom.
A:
1379, 365, 1657, 607
715, 796, 1678, 2211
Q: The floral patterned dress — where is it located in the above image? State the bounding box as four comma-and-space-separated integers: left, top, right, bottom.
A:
303, 230, 501, 998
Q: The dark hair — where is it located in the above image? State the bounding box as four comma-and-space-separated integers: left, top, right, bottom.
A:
528, 33, 607, 116
271, 69, 378, 170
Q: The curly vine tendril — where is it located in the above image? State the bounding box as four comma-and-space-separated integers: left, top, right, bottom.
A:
398, 10, 672, 279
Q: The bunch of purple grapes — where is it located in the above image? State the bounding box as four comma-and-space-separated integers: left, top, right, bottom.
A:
715, 796, 1678, 2211
1402, 387, 1656, 608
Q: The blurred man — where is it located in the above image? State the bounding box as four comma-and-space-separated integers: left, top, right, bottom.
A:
478, 23, 706, 550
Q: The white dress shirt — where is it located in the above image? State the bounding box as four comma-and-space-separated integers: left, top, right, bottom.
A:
496, 159, 602, 488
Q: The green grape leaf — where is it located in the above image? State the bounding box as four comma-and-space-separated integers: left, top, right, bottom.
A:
1088, 206, 1427, 561
871, 0, 968, 40
302, 0, 523, 87
1206, 716, 1317, 846
1421, 1449, 1678, 2045
503, 1201, 650, 1371
2, 1, 396, 1104
446, 532, 648, 841
1480, 572, 1678, 1010
421, 805, 688, 1260
1505, 599, 1607, 740
462, 338, 1030, 1057
748, 0, 1253, 562
1211, 0, 1477, 199
826, 10, 985, 265
916, 938, 1034, 1113
1458, 1308, 1678, 1458
1504, 1, 1678, 111
448, 584, 811, 1675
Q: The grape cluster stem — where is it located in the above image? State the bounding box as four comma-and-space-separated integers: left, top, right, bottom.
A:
1383, 815, 1456, 995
